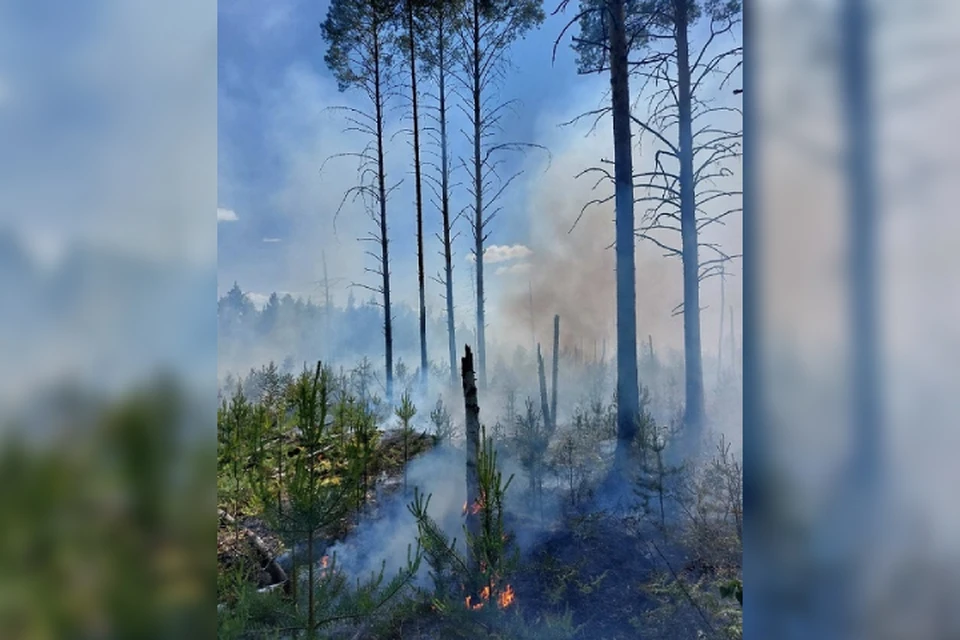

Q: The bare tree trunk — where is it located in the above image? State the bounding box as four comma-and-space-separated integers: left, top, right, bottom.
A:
471, 0, 488, 390
609, 0, 640, 471
438, 17, 457, 389
461, 345, 481, 572
407, 0, 428, 396
551, 314, 560, 428
374, 31, 394, 403
674, 0, 705, 445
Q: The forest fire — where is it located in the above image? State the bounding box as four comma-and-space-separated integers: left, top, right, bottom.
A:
319, 555, 332, 579
461, 499, 483, 516
498, 584, 515, 608
463, 584, 515, 611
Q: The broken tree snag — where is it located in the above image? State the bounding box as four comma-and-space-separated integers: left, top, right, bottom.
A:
551, 314, 560, 430
537, 344, 552, 435
461, 345, 481, 570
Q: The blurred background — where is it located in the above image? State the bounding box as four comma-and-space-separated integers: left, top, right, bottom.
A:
0, 0, 957, 638
747, 0, 960, 638
0, 0, 217, 637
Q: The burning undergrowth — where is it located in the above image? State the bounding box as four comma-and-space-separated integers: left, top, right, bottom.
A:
218, 354, 742, 639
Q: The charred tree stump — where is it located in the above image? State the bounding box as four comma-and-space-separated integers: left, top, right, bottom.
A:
461, 345, 481, 573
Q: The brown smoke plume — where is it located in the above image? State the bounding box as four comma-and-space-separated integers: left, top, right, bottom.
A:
496, 127, 686, 358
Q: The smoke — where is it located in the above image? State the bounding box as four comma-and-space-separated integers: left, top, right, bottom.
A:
494, 93, 741, 367
321, 435, 565, 588
323, 445, 463, 585
496, 129, 680, 355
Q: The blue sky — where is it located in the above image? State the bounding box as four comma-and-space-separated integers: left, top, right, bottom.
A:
216, 0, 742, 354
216, 1, 600, 308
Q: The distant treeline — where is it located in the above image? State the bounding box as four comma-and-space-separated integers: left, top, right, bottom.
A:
218, 282, 476, 378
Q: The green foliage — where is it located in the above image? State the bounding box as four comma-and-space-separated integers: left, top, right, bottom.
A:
548, 404, 608, 506
396, 391, 417, 426
409, 0, 467, 77
219, 546, 423, 639
630, 431, 743, 640
0, 378, 214, 639
572, 0, 655, 74
674, 434, 743, 571
633, 393, 684, 533
571, 0, 741, 75
634, 568, 742, 640
217, 361, 427, 638
719, 578, 742, 606
470, 426, 517, 588
429, 396, 455, 443
284, 363, 351, 539
396, 391, 418, 493
218, 387, 253, 521
510, 398, 549, 513
408, 425, 518, 623
322, 0, 400, 92
345, 397, 380, 511
395, 359, 414, 396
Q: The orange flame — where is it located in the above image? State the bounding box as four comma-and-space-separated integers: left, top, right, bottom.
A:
464, 583, 515, 611
498, 584, 515, 609
319, 555, 332, 579
462, 497, 484, 516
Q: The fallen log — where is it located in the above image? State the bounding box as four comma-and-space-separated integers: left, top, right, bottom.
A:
218, 509, 288, 589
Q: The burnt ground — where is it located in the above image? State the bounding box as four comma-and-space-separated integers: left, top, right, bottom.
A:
510, 511, 658, 639
220, 434, 739, 639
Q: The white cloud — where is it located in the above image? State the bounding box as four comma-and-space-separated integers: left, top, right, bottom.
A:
218, 207, 239, 222
262, 237, 281, 243
465, 244, 533, 265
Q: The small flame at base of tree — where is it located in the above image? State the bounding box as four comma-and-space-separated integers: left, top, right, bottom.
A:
462, 498, 484, 516
463, 583, 515, 611
498, 584, 515, 608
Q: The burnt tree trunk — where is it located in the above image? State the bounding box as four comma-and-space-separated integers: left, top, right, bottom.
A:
461, 345, 481, 572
